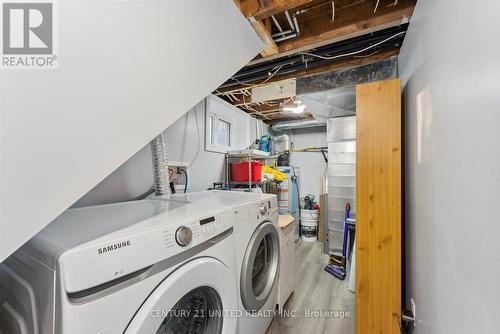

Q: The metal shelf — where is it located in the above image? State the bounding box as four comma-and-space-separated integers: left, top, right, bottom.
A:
224, 150, 277, 190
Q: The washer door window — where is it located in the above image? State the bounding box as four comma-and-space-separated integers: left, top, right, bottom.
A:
156, 286, 222, 334
125, 258, 237, 334
240, 221, 280, 311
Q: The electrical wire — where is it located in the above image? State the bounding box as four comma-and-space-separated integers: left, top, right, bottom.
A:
259, 64, 284, 85
181, 169, 188, 193
299, 31, 405, 60
188, 103, 202, 168
289, 164, 302, 243
131, 186, 155, 201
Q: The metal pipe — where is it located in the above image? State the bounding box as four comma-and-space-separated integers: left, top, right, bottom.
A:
272, 119, 326, 131
274, 33, 297, 43
150, 133, 170, 196
284, 11, 295, 31
292, 14, 300, 34
271, 15, 283, 33
272, 29, 294, 38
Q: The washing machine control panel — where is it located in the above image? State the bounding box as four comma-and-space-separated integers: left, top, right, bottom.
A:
259, 202, 268, 215
199, 216, 219, 236
62, 209, 231, 295
175, 226, 193, 247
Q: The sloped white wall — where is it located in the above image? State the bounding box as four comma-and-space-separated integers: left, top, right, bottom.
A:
399, 0, 500, 332
0, 0, 262, 261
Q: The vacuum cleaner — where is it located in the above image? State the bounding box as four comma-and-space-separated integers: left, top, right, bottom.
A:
324, 202, 350, 280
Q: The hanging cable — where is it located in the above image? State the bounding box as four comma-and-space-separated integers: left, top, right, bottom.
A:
188, 103, 202, 168
181, 169, 188, 193
289, 165, 302, 243
299, 31, 405, 60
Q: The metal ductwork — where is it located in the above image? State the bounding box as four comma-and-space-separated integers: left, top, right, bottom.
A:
150, 133, 170, 196
271, 119, 326, 131
273, 134, 291, 151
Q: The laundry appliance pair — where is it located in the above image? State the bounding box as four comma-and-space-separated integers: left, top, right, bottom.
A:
0, 191, 279, 334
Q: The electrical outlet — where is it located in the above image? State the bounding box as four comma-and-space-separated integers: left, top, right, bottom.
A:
410, 298, 417, 326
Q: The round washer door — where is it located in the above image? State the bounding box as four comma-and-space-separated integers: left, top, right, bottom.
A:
125, 257, 236, 334
240, 221, 280, 311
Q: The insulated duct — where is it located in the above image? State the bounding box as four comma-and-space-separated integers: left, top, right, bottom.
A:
272, 119, 326, 131
274, 134, 291, 151
150, 133, 170, 196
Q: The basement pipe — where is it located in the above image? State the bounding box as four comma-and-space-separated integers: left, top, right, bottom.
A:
271, 15, 283, 33
150, 133, 170, 196
284, 11, 295, 31
272, 119, 326, 131
274, 33, 297, 43
293, 14, 300, 34
272, 29, 294, 38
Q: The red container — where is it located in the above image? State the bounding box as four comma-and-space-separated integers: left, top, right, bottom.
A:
230, 161, 262, 182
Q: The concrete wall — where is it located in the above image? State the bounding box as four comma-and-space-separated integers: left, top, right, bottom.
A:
399, 0, 500, 332
287, 127, 328, 200
74, 97, 269, 207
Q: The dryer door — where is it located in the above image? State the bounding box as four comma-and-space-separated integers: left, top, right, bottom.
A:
240, 221, 280, 311
125, 258, 236, 334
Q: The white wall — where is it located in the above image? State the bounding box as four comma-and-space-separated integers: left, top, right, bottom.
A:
74, 97, 269, 207
288, 127, 328, 200
399, 1, 500, 332
0, 0, 262, 261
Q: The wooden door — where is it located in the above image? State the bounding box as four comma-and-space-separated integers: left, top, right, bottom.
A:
355, 79, 402, 334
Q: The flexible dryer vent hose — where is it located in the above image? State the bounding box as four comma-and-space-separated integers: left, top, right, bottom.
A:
150, 133, 170, 196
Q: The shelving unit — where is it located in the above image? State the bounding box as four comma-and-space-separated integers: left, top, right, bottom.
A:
224, 149, 277, 191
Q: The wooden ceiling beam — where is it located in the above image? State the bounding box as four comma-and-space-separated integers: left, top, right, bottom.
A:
249, 18, 280, 57
246, 0, 415, 66
279, 1, 415, 54
239, 0, 316, 20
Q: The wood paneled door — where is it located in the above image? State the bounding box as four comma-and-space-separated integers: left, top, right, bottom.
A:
355, 79, 402, 334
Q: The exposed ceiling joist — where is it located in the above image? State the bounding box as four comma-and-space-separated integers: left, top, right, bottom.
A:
239, 0, 315, 20
249, 18, 280, 56
278, 1, 413, 54
227, 0, 416, 124
246, 0, 415, 66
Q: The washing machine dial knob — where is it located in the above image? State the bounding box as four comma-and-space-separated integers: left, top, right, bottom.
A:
175, 226, 192, 247
259, 203, 268, 215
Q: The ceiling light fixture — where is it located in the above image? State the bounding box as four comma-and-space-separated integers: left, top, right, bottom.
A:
283, 100, 306, 113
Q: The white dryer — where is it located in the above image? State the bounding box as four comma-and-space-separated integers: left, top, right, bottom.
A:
233, 193, 279, 334
0, 199, 237, 334
164, 191, 280, 334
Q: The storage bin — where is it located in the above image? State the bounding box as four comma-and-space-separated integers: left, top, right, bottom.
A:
302, 209, 319, 220
230, 161, 262, 182
301, 218, 318, 242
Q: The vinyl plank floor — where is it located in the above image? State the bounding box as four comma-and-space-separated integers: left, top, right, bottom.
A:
267, 241, 355, 334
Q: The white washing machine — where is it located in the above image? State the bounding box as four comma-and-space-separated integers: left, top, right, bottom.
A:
0, 199, 237, 334
164, 191, 280, 334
